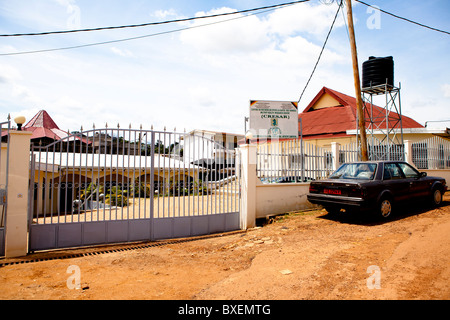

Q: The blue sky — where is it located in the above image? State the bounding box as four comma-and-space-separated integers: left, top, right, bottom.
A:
0, 0, 449, 134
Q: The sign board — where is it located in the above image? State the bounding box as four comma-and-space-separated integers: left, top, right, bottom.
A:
249, 100, 299, 139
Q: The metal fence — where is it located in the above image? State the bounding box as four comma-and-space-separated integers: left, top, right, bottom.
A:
255, 136, 450, 184
412, 136, 450, 169
339, 137, 450, 169
337, 142, 360, 165
339, 137, 450, 170
256, 139, 333, 183
368, 143, 405, 161
29, 127, 240, 252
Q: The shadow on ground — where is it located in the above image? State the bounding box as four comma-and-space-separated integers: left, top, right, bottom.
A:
317, 199, 450, 226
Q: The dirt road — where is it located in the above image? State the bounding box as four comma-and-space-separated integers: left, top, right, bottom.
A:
1, 195, 449, 301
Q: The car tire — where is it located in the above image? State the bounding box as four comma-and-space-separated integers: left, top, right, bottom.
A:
431, 187, 443, 207
378, 196, 393, 219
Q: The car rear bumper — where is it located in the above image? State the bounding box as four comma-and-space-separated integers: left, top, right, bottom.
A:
307, 193, 371, 209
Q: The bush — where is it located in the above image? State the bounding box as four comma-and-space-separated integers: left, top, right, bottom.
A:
80, 183, 104, 201
163, 179, 208, 196
105, 186, 129, 207
130, 182, 151, 198
191, 180, 208, 195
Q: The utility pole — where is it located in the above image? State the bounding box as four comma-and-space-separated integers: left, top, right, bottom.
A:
345, 0, 368, 161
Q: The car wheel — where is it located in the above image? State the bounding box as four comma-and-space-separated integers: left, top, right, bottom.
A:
431, 188, 443, 207
378, 197, 393, 219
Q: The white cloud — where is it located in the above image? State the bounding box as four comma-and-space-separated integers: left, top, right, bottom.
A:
179, 2, 343, 55
266, 2, 344, 36
0, 0, 83, 34
180, 7, 270, 54
152, 8, 178, 19
179, 3, 345, 62
0, 1, 350, 135
253, 36, 344, 69
441, 84, 450, 98
0, 64, 41, 103
110, 47, 135, 58
53, 0, 77, 7
0, 64, 23, 83
188, 86, 215, 107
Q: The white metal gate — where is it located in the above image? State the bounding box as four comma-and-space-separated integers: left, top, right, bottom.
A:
28, 127, 240, 252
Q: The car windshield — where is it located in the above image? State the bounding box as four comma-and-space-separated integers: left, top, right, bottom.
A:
329, 163, 377, 180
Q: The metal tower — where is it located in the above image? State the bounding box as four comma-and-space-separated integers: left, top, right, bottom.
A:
358, 82, 404, 161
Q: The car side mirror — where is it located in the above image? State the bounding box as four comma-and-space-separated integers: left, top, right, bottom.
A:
420, 172, 427, 178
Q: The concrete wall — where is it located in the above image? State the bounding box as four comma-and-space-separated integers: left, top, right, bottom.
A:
239, 145, 319, 224
421, 169, 450, 184
255, 181, 318, 219
239, 142, 450, 226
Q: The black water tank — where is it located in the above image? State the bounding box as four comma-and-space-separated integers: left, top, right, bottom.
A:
362, 56, 394, 89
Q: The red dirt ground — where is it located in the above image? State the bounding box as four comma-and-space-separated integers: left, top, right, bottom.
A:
1, 195, 449, 301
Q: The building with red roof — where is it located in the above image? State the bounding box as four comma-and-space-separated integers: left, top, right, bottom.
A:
296, 86, 450, 149
22, 110, 72, 145
298, 87, 424, 142
1, 110, 89, 149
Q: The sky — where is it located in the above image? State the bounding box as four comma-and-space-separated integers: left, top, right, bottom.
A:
0, 0, 449, 135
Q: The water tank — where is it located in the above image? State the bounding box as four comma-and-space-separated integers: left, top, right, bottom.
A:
362, 56, 394, 89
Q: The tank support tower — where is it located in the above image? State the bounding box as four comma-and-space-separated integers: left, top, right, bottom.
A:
358, 82, 404, 161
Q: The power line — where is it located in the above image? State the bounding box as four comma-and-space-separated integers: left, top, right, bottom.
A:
298, 2, 342, 103
355, 0, 450, 35
0, 3, 307, 56
0, 0, 310, 37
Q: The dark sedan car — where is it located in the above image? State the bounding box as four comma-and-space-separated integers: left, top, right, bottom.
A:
307, 161, 447, 219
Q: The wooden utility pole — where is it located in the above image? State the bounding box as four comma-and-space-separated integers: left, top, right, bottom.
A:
345, 0, 368, 161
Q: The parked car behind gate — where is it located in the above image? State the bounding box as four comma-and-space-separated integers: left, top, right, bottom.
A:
307, 161, 447, 219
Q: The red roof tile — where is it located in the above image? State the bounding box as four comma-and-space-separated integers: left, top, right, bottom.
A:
24, 110, 59, 130
21, 110, 70, 141
1, 110, 89, 144
298, 87, 423, 139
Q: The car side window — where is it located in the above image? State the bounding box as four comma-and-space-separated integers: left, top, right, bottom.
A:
383, 166, 391, 180
398, 163, 420, 178
383, 163, 404, 180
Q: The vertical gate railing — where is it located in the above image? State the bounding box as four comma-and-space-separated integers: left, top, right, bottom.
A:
29, 126, 240, 251
412, 136, 450, 169
257, 138, 333, 183
0, 119, 11, 256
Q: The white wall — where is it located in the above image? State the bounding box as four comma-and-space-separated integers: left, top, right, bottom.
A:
239, 142, 450, 227
421, 169, 450, 184
255, 182, 319, 219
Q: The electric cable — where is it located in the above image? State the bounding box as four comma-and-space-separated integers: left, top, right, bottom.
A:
0, 1, 307, 56
298, 1, 342, 103
355, 0, 450, 35
0, 0, 310, 37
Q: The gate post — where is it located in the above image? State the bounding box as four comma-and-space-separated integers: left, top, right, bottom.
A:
5, 130, 32, 258
239, 144, 257, 229
404, 140, 413, 166
331, 142, 340, 171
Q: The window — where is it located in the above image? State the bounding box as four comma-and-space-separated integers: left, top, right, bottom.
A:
383, 163, 404, 180
329, 163, 377, 180
398, 163, 420, 178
